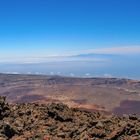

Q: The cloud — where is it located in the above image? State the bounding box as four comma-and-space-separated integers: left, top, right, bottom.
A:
0, 56, 109, 64
83, 46, 140, 55
85, 73, 90, 76
0, 45, 139, 64
103, 73, 113, 78
4, 72, 20, 74
70, 73, 75, 77
50, 72, 54, 75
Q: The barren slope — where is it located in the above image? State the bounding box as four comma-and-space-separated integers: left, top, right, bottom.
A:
0, 74, 140, 115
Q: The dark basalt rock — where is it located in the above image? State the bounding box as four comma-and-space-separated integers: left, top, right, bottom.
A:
1, 124, 18, 139
0, 97, 10, 120
0, 96, 139, 139
47, 103, 73, 122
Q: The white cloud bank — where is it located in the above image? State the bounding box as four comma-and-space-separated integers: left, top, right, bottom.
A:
0, 56, 108, 64
0, 46, 139, 64
83, 46, 140, 55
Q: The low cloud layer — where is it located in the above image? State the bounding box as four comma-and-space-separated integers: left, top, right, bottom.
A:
83, 46, 140, 55
0, 46, 140, 64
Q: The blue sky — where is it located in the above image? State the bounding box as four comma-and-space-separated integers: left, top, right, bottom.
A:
0, 0, 140, 58
0, 0, 140, 79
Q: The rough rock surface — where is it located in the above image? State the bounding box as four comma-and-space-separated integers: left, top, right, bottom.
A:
0, 97, 139, 140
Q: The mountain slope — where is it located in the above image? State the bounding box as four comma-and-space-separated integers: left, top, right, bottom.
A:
0, 74, 140, 115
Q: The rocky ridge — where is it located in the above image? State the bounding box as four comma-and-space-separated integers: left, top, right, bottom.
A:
0, 96, 140, 140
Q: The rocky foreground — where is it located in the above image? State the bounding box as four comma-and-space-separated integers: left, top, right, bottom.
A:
0, 97, 140, 140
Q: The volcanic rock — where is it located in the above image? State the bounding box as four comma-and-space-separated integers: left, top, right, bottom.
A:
0, 97, 139, 139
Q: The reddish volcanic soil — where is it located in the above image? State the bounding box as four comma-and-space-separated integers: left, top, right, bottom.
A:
113, 100, 140, 115
0, 73, 140, 115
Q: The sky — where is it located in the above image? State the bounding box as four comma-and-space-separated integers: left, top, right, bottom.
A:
0, 0, 140, 79
0, 0, 140, 58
